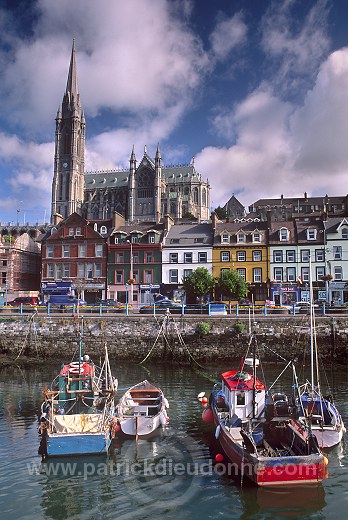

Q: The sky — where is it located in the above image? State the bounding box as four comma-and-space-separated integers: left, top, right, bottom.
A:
1, 0, 348, 224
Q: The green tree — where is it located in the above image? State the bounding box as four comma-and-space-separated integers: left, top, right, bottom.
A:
182, 267, 214, 303
213, 206, 227, 220
215, 269, 248, 303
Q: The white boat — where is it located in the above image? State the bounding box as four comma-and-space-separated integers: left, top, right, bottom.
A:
297, 255, 345, 448
116, 380, 169, 437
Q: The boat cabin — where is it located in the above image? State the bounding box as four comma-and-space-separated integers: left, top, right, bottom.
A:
220, 363, 266, 421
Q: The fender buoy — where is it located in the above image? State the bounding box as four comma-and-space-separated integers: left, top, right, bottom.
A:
215, 425, 221, 439
164, 398, 169, 409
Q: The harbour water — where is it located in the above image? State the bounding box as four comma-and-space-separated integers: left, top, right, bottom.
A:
0, 359, 347, 520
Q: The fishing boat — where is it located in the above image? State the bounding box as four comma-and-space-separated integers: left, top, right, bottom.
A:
208, 352, 328, 487
116, 380, 169, 437
39, 339, 117, 458
297, 255, 345, 448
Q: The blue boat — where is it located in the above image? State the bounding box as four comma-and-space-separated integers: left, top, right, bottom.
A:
39, 333, 117, 458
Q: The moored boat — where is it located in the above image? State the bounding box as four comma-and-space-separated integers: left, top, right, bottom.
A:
39, 344, 117, 458
208, 356, 327, 487
297, 254, 345, 448
116, 380, 169, 437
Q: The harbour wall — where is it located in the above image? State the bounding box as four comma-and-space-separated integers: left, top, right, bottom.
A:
0, 315, 346, 364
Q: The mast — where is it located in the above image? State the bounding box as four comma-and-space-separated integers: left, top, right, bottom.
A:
309, 253, 315, 393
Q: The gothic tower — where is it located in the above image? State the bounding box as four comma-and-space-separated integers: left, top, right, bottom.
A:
51, 40, 85, 223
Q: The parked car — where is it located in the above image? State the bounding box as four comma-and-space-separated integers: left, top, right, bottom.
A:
286, 301, 319, 314
7, 296, 39, 306
91, 299, 118, 307
238, 299, 252, 306
139, 300, 184, 314
45, 295, 87, 308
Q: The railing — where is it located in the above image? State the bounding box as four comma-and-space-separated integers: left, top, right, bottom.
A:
1, 302, 348, 317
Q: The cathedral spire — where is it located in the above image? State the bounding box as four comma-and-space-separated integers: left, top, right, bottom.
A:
65, 39, 79, 106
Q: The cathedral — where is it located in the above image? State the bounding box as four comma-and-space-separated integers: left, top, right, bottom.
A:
51, 42, 211, 225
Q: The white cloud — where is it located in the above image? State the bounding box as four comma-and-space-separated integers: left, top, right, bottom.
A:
196, 47, 348, 209
260, 0, 330, 92
210, 13, 247, 61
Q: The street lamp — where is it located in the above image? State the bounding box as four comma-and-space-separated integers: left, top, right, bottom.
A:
126, 240, 133, 305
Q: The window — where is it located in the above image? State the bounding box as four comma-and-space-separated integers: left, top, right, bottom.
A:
56, 263, 62, 280
301, 250, 310, 262
95, 263, 102, 277
237, 233, 245, 243
286, 250, 296, 262
133, 252, 139, 264
279, 228, 289, 241
116, 252, 124, 263
198, 252, 207, 263
95, 244, 103, 257
316, 266, 325, 280
237, 251, 246, 262
253, 250, 262, 262
63, 264, 70, 278
221, 251, 230, 262
131, 236, 137, 243
62, 245, 70, 258
46, 245, 54, 258
79, 244, 86, 258
75, 227, 82, 236
194, 238, 204, 243
169, 269, 178, 283
100, 226, 107, 235
115, 270, 123, 284
342, 228, 348, 239
78, 263, 85, 278
184, 252, 193, 263
236, 392, 246, 406
274, 251, 283, 263
274, 267, 283, 281
315, 249, 325, 262
301, 267, 310, 282
69, 227, 74, 236
333, 246, 342, 260
307, 229, 317, 240
146, 252, 153, 263
149, 235, 155, 244
253, 268, 262, 283
183, 269, 192, 279
334, 266, 343, 281
114, 236, 119, 244
237, 268, 246, 280
221, 233, 229, 243
253, 232, 260, 243
87, 263, 93, 279
133, 270, 139, 283
221, 268, 230, 277
170, 253, 178, 263
145, 270, 152, 283
287, 267, 296, 282
48, 264, 54, 278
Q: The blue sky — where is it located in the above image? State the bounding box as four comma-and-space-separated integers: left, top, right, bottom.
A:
1, 0, 348, 224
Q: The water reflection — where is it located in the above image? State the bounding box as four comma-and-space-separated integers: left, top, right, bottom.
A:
1, 361, 347, 520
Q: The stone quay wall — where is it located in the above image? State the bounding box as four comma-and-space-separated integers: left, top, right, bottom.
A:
0, 314, 347, 364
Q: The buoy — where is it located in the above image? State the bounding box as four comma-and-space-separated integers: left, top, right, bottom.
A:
115, 423, 121, 432
215, 424, 221, 439
323, 456, 329, 466
164, 398, 169, 409
202, 407, 214, 424
201, 396, 208, 405
197, 391, 205, 399
215, 453, 224, 462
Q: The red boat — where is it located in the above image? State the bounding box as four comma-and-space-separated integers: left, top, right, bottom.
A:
209, 356, 327, 487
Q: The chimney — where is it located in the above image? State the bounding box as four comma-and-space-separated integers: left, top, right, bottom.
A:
164, 214, 174, 233
112, 211, 125, 230
211, 211, 219, 231
53, 213, 63, 226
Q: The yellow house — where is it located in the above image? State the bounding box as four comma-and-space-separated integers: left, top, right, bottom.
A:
213, 219, 270, 303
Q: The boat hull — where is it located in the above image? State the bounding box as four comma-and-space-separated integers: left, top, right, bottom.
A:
120, 412, 166, 437
46, 432, 111, 457
213, 414, 326, 487
311, 425, 344, 449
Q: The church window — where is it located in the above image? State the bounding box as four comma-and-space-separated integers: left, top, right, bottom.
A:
202, 188, 206, 206
193, 187, 199, 204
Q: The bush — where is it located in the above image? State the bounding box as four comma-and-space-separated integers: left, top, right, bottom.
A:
234, 321, 245, 334
195, 321, 211, 335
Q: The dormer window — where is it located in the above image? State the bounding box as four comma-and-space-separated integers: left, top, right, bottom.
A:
131, 236, 137, 243
69, 228, 74, 236
342, 228, 348, 239
114, 237, 119, 244
307, 229, 317, 240
252, 232, 260, 243
75, 227, 82, 236
100, 225, 107, 234
237, 233, 245, 243
221, 233, 229, 243
149, 235, 155, 244
279, 228, 289, 241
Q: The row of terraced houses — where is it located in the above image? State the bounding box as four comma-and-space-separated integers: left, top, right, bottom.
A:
36, 202, 348, 307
